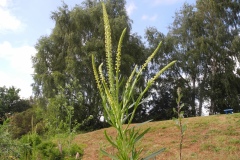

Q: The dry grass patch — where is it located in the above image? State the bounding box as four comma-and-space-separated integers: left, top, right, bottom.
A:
74, 113, 240, 160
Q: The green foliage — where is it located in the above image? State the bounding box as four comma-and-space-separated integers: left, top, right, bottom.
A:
65, 143, 83, 159
43, 85, 93, 136
20, 133, 42, 147
167, 0, 240, 115
144, 27, 193, 120
173, 88, 187, 160
92, 2, 175, 159
0, 120, 28, 159
0, 86, 31, 122
141, 148, 165, 160
20, 132, 42, 159
32, 0, 147, 130
9, 108, 44, 139
45, 88, 78, 135
229, 139, 240, 145
19, 131, 83, 160
32, 140, 83, 160
36, 141, 63, 160
20, 135, 63, 160
200, 143, 220, 152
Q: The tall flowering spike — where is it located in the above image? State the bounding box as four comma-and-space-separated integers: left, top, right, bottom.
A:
92, 55, 103, 94
91, 2, 177, 159
125, 65, 137, 90
139, 41, 163, 75
116, 28, 127, 77
102, 2, 114, 94
148, 60, 176, 85
115, 28, 126, 102
99, 63, 118, 117
98, 63, 108, 89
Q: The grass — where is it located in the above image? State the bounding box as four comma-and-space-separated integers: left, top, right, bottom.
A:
74, 113, 240, 160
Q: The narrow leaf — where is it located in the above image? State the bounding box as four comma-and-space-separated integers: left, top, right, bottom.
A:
100, 148, 119, 160
173, 108, 177, 113
130, 119, 153, 129
134, 128, 150, 143
142, 148, 166, 160
180, 103, 184, 109
122, 113, 132, 124
104, 130, 118, 148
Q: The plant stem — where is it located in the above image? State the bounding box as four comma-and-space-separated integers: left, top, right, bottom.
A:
174, 87, 186, 160
178, 106, 183, 160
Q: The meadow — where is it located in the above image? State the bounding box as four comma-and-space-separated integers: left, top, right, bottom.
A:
74, 113, 240, 160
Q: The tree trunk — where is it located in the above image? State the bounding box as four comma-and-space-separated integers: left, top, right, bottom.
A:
191, 77, 196, 116
210, 58, 216, 115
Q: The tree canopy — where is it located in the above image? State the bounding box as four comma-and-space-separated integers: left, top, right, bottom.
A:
31, 0, 240, 131
32, 0, 146, 130
165, 0, 240, 115
0, 86, 31, 122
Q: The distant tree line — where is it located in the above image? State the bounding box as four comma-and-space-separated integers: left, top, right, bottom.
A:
0, 86, 32, 124
30, 0, 240, 131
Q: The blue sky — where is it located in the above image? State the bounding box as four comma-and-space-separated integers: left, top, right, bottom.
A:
0, 0, 195, 98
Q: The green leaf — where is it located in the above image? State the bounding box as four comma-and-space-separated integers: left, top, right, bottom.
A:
173, 108, 177, 113
130, 119, 153, 129
180, 103, 184, 109
127, 102, 136, 110
100, 148, 118, 160
122, 113, 132, 124
127, 96, 150, 112
134, 128, 150, 143
180, 111, 185, 118
182, 124, 187, 132
142, 148, 166, 160
104, 130, 118, 148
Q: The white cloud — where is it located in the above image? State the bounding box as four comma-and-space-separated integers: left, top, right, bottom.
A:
0, 41, 35, 74
0, 0, 8, 7
0, 70, 33, 98
0, 0, 23, 34
126, 2, 137, 16
0, 41, 36, 98
141, 14, 158, 21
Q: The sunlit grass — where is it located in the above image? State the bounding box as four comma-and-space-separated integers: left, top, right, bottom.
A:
75, 113, 240, 159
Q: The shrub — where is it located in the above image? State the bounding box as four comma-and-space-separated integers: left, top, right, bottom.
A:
10, 108, 44, 139
0, 120, 23, 159
65, 143, 83, 159
20, 133, 42, 159
36, 141, 63, 160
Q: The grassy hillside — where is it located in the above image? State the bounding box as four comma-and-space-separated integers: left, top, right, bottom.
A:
74, 113, 240, 160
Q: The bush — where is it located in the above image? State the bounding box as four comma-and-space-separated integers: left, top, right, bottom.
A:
0, 121, 23, 159
20, 133, 42, 146
66, 143, 83, 159
19, 132, 83, 160
9, 108, 45, 139
20, 133, 42, 159
37, 141, 63, 160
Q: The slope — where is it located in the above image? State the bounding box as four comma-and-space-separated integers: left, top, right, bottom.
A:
74, 113, 240, 160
